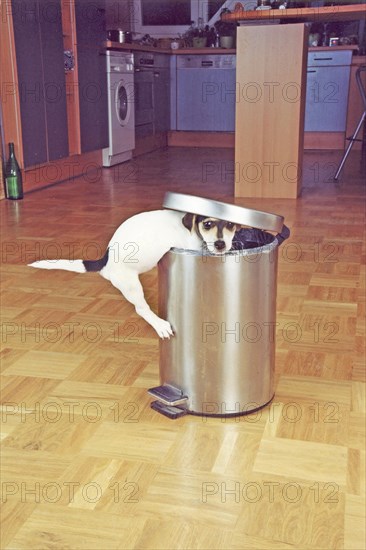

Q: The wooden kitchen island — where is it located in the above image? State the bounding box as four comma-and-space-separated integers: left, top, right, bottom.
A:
225, 3, 366, 199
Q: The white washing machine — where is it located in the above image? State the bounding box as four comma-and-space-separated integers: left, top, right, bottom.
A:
103, 51, 135, 167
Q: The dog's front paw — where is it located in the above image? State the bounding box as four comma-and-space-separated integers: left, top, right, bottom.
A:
153, 318, 174, 339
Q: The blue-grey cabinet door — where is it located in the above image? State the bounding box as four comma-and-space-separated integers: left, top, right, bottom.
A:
39, 1, 69, 163
75, 0, 108, 153
154, 69, 170, 133
305, 66, 351, 132
12, 0, 68, 168
177, 69, 236, 131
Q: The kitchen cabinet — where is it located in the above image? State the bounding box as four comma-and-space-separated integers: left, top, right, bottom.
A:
172, 49, 353, 137
134, 52, 170, 139
153, 55, 170, 134
176, 55, 236, 132
11, 0, 68, 168
10, 0, 108, 167
135, 71, 154, 130
75, 0, 108, 153
305, 50, 353, 132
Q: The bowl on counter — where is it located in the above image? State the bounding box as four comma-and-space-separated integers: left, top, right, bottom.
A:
220, 36, 235, 49
192, 37, 208, 48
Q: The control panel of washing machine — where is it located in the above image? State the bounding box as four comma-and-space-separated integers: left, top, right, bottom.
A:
106, 51, 134, 73
138, 57, 154, 66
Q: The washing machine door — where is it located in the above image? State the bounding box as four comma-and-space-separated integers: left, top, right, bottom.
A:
115, 79, 133, 127
109, 74, 135, 157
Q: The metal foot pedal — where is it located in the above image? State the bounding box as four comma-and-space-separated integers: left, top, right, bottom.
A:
148, 384, 188, 406
150, 400, 188, 419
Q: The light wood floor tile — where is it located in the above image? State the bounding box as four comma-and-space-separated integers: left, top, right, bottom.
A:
236, 482, 345, 549
344, 493, 366, 550
253, 437, 348, 486
7, 506, 146, 550
2, 350, 85, 379
0, 501, 36, 549
81, 420, 178, 462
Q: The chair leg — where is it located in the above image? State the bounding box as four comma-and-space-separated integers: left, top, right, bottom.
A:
361, 111, 366, 172
334, 111, 366, 181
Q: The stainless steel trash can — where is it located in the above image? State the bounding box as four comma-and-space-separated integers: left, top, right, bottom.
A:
149, 193, 289, 418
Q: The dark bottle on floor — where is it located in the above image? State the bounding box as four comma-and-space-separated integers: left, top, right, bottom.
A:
5, 143, 23, 200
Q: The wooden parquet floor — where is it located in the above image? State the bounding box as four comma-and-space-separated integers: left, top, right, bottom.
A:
0, 147, 365, 549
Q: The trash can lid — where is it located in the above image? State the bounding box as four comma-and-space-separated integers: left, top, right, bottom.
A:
163, 192, 284, 233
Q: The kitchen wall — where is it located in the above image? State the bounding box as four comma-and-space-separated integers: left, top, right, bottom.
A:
129, 0, 235, 37
105, 0, 133, 30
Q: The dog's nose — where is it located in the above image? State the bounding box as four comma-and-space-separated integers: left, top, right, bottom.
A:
215, 240, 226, 251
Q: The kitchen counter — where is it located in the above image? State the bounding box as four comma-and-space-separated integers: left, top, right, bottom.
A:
105, 40, 171, 53
105, 41, 236, 55
105, 41, 361, 57
309, 45, 360, 52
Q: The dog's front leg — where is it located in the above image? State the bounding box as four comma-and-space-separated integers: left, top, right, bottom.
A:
110, 272, 173, 339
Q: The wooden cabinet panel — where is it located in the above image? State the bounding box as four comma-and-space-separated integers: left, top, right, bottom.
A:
235, 24, 308, 199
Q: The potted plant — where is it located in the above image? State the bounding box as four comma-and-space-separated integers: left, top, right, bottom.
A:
214, 8, 237, 49
182, 19, 210, 48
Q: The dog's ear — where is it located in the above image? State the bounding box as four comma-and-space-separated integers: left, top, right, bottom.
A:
182, 213, 196, 232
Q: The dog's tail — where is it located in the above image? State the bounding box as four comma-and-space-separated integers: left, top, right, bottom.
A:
29, 249, 109, 274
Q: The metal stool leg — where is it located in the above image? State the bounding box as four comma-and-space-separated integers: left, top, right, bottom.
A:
334, 111, 366, 181
361, 107, 366, 171
334, 65, 366, 182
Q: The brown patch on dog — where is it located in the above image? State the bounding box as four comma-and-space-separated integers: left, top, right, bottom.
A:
182, 213, 197, 232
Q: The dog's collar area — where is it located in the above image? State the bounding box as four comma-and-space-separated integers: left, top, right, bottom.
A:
171, 226, 279, 256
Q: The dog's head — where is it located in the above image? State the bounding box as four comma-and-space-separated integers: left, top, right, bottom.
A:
182, 213, 240, 255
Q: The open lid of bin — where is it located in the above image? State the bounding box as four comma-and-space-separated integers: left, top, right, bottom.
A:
163, 192, 284, 233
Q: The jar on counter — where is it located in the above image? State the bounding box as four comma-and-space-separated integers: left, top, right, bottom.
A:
309, 33, 321, 47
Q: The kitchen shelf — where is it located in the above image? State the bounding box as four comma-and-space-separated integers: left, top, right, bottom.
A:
222, 4, 366, 23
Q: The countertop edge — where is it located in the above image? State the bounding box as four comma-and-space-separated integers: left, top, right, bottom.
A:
105, 41, 236, 54
105, 41, 360, 56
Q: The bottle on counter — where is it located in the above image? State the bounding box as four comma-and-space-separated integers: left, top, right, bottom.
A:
4, 143, 23, 200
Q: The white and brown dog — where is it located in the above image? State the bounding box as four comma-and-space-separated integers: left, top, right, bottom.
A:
29, 210, 239, 338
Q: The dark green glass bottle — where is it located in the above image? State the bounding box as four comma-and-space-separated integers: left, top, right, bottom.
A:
5, 143, 23, 200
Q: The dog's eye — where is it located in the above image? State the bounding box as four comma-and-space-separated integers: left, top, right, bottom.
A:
203, 221, 214, 230
226, 222, 235, 230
